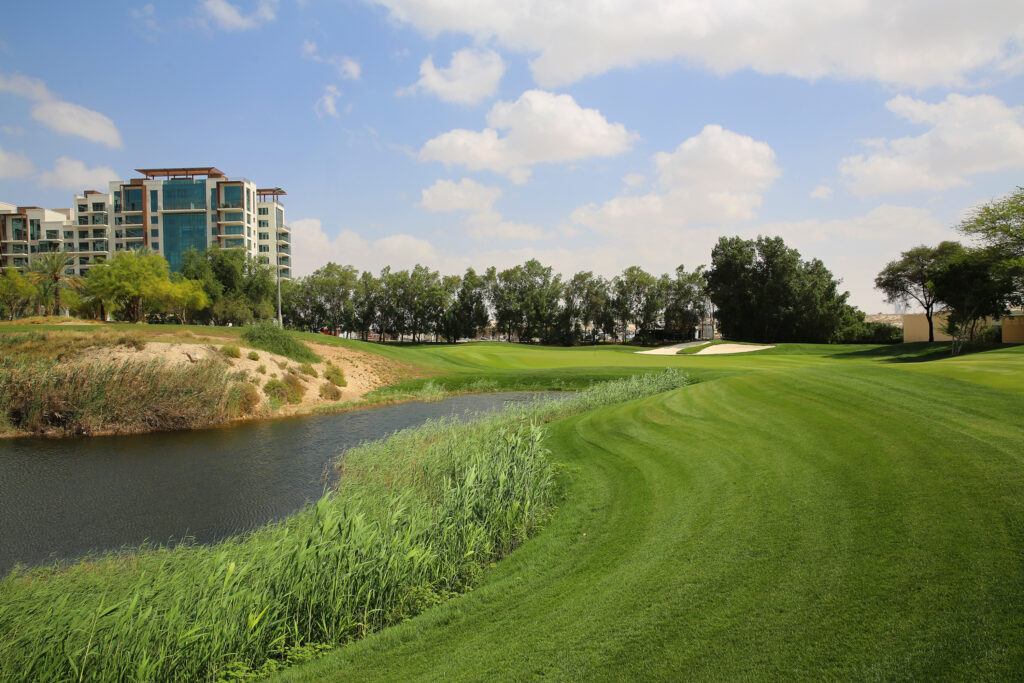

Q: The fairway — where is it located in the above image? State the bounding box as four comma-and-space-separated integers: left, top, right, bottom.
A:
278, 342, 1024, 680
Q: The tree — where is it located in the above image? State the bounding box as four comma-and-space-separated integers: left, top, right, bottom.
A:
931, 248, 1021, 355
959, 186, 1024, 262
707, 235, 861, 343
84, 249, 171, 323
875, 242, 964, 342
154, 277, 209, 324
612, 266, 661, 343
28, 250, 82, 316
351, 270, 381, 341
0, 267, 34, 320
663, 265, 706, 341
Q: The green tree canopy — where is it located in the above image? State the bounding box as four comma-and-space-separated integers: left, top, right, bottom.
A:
875, 241, 964, 342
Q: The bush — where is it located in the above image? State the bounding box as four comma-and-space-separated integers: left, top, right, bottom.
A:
264, 375, 305, 404
247, 350, 259, 361
220, 344, 241, 359
298, 362, 318, 378
319, 382, 342, 400
231, 381, 262, 414
256, 364, 266, 375
241, 322, 321, 363
324, 365, 346, 387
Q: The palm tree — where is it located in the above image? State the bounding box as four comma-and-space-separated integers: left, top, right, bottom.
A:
29, 250, 82, 316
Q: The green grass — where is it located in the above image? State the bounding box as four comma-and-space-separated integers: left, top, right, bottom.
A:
241, 323, 321, 364
273, 346, 1024, 681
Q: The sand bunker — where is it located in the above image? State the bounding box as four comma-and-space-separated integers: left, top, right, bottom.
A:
695, 343, 774, 355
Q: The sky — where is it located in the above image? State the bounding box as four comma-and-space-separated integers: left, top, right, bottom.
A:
2, 0, 1024, 313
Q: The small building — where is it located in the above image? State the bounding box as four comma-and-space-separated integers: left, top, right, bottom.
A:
903, 312, 1022, 344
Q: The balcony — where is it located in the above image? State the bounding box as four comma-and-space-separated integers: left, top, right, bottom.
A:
92, 229, 107, 239
277, 232, 290, 244
91, 214, 108, 225
125, 228, 144, 239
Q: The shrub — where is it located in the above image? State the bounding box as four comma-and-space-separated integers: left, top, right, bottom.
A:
220, 344, 241, 359
319, 382, 342, 400
247, 350, 260, 361
324, 365, 346, 387
241, 322, 320, 363
276, 360, 288, 370
298, 362, 318, 377
264, 375, 305, 404
283, 373, 306, 403
231, 381, 262, 414
256, 364, 266, 374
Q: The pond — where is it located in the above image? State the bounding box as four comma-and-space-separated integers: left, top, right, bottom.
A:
0, 392, 550, 575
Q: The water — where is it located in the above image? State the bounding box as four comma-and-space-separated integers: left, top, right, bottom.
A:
0, 392, 548, 574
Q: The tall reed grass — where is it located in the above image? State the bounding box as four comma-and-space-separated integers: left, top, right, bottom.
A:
0, 369, 689, 681
0, 358, 258, 435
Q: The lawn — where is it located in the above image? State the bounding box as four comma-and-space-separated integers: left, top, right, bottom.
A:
275, 341, 1024, 680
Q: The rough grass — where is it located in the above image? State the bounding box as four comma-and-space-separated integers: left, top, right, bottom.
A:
324, 365, 346, 387
248, 350, 260, 361
0, 329, 146, 361
0, 358, 258, 435
242, 323, 321, 364
0, 371, 688, 682
298, 362, 318, 378
319, 382, 342, 400
221, 344, 242, 359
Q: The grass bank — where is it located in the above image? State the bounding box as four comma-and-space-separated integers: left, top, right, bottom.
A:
277, 348, 1024, 680
0, 370, 690, 682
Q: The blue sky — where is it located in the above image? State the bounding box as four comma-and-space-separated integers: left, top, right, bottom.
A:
2, 0, 1024, 311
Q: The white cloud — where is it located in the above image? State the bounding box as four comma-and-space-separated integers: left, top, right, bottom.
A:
419, 178, 502, 212
810, 184, 833, 200
131, 4, 161, 37
301, 40, 361, 80
38, 157, 118, 190
401, 48, 504, 105
0, 145, 33, 179
290, 217, 438, 276
372, 0, 1024, 89
199, 0, 277, 31
571, 124, 780, 236
418, 177, 547, 241
622, 173, 645, 188
314, 85, 342, 118
420, 90, 637, 183
840, 93, 1024, 196
2, 125, 27, 136
0, 72, 122, 148
31, 101, 122, 148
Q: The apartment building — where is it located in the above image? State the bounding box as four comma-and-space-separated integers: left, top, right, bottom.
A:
1, 167, 291, 279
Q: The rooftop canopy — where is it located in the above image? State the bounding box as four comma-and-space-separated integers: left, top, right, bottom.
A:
135, 167, 226, 179
257, 187, 287, 198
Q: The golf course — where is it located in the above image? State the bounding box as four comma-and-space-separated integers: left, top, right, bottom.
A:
2, 333, 1023, 680
276, 339, 1024, 680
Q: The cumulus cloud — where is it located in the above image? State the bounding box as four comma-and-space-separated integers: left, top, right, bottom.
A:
419, 178, 502, 213
38, 157, 118, 190
571, 124, 780, 237
420, 90, 637, 183
131, 4, 162, 38
400, 48, 504, 104
0, 72, 122, 148
290, 217, 438, 276
314, 85, 342, 118
301, 40, 361, 80
840, 93, 1024, 196
199, 0, 277, 31
0, 145, 33, 179
372, 0, 1024, 88
419, 177, 547, 241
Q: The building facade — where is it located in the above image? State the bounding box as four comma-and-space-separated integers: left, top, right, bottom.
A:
1, 167, 291, 279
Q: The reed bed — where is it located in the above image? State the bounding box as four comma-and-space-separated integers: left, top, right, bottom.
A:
0, 370, 689, 682
0, 358, 257, 435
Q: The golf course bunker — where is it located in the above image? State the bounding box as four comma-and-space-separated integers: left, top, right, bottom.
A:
696, 343, 775, 355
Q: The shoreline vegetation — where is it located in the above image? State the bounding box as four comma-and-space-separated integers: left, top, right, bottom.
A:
0, 370, 691, 682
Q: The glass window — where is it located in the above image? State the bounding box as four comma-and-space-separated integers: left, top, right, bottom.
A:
125, 188, 143, 211
258, 220, 268, 228
152, 242, 159, 251
223, 211, 243, 222
64, 231, 73, 239
258, 207, 268, 215
115, 217, 123, 225
163, 212, 208, 272
221, 184, 243, 209
78, 231, 88, 238
258, 244, 269, 252
77, 204, 87, 212
125, 214, 144, 225
113, 191, 121, 212
224, 225, 244, 235
258, 232, 269, 240
276, 207, 283, 226
79, 216, 89, 226
162, 179, 206, 210
152, 215, 159, 225
91, 202, 105, 212
150, 190, 158, 211
151, 229, 159, 238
